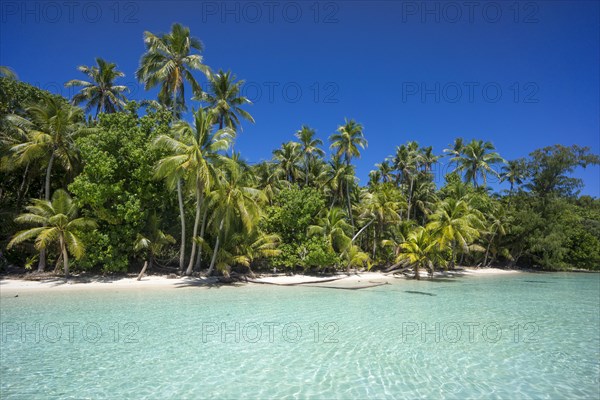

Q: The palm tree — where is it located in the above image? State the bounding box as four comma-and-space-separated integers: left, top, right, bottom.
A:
0, 66, 17, 79
397, 227, 445, 280
206, 160, 265, 276
154, 109, 233, 275
253, 161, 289, 205
392, 141, 421, 220
453, 139, 505, 187
136, 23, 210, 116
134, 214, 175, 280
324, 155, 356, 211
359, 186, 403, 259
427, 198, 484, 268
6, 96, 86, 272
329, 119, 367, 228
500, 159, 527, 195
342, 244, 371, 274
195, 69, 254, 131
482, 203, 507, 267
375, 160, 394, 183
295, 125, 324, 186
7, 189, 96, 277
273, 141, 303, 184
308, 208, 353, 254
228, 229, 281, 276
65, 58, 129, 116
443, 137, 465, 169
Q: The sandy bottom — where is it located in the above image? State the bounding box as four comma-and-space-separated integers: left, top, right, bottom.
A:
0, 268, 521, 294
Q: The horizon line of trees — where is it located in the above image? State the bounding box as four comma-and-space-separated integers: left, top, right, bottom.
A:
1, 24, 599, 279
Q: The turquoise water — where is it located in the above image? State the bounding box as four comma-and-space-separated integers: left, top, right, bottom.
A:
1, 273, 599, 399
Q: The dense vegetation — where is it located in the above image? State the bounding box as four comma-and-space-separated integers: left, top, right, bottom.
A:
1, 24, 599, 278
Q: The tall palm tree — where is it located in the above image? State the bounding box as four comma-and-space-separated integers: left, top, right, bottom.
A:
8, 189, 96, 277
136, 23, 210, 116
65, 58, 129, 116
206, 160, 265, 276
154, 109, 233, 275
295, 125, 324, 186
500, 159, 527, 195
195, 69, 254, 131
6, 96, 86, 272
453, 139, 505, 187
392, 141, 421, 220
427, 198, 484, 268
324, 155, 356, 211
273, 141, 303, 184
329, 119, 367, 228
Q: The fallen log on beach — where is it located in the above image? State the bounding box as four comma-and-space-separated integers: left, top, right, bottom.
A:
304, 281, 389, 290
246, 276, 347, 286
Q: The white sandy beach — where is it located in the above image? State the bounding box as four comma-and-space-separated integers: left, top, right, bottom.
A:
0, 268, 521, 294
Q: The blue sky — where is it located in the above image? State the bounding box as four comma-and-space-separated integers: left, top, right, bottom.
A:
2, 1, 599, 195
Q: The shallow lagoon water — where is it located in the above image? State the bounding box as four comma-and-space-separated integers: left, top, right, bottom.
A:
1, 273, 599, 399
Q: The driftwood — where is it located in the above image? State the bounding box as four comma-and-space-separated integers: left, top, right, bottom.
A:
384, 259, 410, 273
305, 281, 389, 290
246, 276, 346, 286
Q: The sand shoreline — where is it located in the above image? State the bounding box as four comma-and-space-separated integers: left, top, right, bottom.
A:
0, 268, 523, 294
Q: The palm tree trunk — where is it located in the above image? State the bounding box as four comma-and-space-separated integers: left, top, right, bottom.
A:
346, 182, 354, 230
60, 236, 69, 278
406, 177, 414, 222
207, 219, 224, 276
483, 229, 497, 267
186, 185, 203, 275
177, 178, 186, 273
194, 207, 209, 271
305, 155, 309, 186
17, 162, 30, 208
414, 264, 420, 280
372, 227, 377, 259
37, 152, 56, 273
137, 260, 149, 281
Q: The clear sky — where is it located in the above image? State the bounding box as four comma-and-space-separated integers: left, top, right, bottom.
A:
1, 1, 599, 195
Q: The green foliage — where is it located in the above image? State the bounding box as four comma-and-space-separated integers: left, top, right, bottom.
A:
0, 77, 68, 117
68, 105, 174, 272
263, 186, 333, 270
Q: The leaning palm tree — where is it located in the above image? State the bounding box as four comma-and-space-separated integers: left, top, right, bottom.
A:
453, 139, 505, 187
7, 189, 96, 277
295, 125, 324, 186
155, 108, 233, 275
65, 58, 129, 116
6, 96, 86, 271
136, 23, 210, 116
329, 119, 367, 228
195, 69, 254, 131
